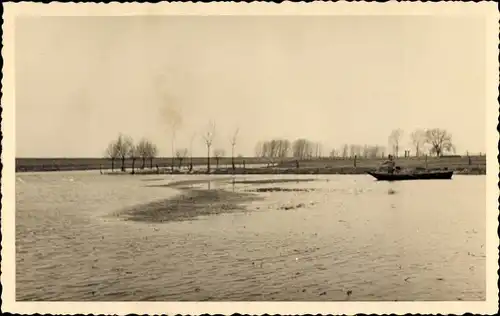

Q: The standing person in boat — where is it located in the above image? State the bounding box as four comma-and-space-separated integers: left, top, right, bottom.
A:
380, 155, 396, 174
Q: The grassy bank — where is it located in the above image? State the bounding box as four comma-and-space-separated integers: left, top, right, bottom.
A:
125, 166, 484, 176
16, 155, 486, 175
15, 156, 267, 172
278, 155, 486, 175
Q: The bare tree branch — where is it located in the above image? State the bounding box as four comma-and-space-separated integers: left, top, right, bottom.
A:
424, 128, 455, 157
410, 129, 426, 157
175, 148, 189, 169
388, 129, 404, 157
203, 120, 216, 173
105, 139, 120, 171
203, 120, 216, 147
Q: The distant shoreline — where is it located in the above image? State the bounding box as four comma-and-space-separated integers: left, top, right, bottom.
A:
15, 155, 486, 175
103, 168, 485, 176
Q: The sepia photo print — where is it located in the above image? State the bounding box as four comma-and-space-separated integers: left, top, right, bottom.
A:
2, 2, 498, 315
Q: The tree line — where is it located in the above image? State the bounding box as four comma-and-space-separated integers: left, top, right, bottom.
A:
105, 134, 159, 173
390, 127, 455, 157
254, 140, 386, 160
105, 124, 458, 173
105, 120, 240, 173
254, 139, 324, 160
254, 127, 456, 161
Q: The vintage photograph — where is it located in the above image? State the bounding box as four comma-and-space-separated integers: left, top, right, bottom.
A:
2, 2, 498, 315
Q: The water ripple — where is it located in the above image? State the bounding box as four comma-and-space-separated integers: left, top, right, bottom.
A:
16, 173, 486, 301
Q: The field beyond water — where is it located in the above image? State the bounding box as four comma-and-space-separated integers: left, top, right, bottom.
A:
16, 155, 486, 175
16, 172, 485, 301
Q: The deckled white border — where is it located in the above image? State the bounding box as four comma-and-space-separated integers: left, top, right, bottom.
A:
1, 2, 499, 315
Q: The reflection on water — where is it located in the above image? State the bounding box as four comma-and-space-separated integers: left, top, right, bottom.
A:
15, 172, 486, 301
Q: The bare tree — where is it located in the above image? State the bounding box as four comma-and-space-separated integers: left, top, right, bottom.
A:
203, 120, 216, 173
114, 134, 125, 171
261, 140, 276, 166
146, 142, 158, 169
268, 140, 278, 158
424, 128, 455, 156
341, 144, 349, 159
175, 148, 188, 169
230, 128, 239, 171
254, 141, 264, 157
136, 138, 149, 169
349, 144, 355, 158
362, 145, 370, 158
254, 139, 295, 160
105, 141, 119, 171
410, 129, 426, 157
370, 145, 384, 158
128, 141, 138, 174
388, 129, 404, 157
355, 145, 384, 159
314, 142, 323, 158
349, 144, 362, 158
292, 139, 314, 160
292, 139, 305, 159
279, 139, 291, 158
213, 148, 225, 169
123, 136, 134, 171
329, 148, 337, 158
260, 141, 271, 158
113, 134, 133, 172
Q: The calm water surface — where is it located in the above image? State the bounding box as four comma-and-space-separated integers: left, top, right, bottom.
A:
15, 172, 486, 301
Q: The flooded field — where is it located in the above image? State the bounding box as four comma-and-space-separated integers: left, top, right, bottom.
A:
15, 172, 486, 301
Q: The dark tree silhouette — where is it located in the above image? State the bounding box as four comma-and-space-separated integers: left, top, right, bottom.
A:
136, 138, 149, 169
128, 141, 138, 174
105, 141, 119, 171
113, 134, 133, 172
424, 128, 455, 156
146, 142, 158, 169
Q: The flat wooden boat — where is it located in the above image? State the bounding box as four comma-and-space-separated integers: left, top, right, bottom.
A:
367, 170, 454, 181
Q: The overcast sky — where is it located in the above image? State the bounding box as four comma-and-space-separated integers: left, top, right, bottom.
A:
15, 15, 486, 158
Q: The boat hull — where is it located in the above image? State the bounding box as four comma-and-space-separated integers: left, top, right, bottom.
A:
367, 170, 454, 181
